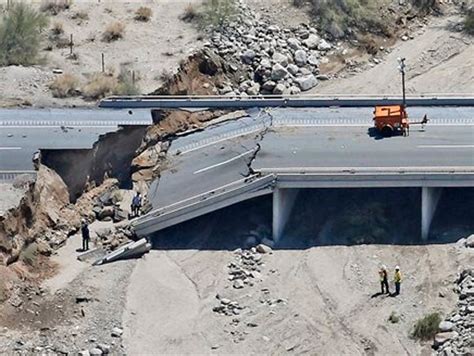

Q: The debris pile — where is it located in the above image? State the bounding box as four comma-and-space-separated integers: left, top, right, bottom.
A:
435, 269, 474, 355
91, 187, 127, 223
204, 2, 334, 95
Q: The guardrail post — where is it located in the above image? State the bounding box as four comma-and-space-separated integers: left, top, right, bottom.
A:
421, 187, 443, 240
272, 188, 299, 242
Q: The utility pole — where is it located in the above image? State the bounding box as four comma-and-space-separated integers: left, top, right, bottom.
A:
398, 57, 406, 107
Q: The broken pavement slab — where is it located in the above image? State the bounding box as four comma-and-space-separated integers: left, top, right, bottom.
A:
93, 238, 151, 266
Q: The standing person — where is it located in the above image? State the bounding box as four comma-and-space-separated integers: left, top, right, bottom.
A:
379, 265, 390, 294
131, 192, 142, 218
81, 219, 90, 251
394, 266, 402, 296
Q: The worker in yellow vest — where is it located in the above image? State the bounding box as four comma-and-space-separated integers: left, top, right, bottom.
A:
394, 266, 402, 296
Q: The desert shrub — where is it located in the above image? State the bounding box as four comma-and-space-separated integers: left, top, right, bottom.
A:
180, 3, 199, 22
20, 243, 39, 267
388, 311, 400, 324
199, 0, 237, 29
40, 0, 72, 15
116, 68, 140, 95
0, 3, 49, 66
83, 73, 119, 100
412, 312, 441, 340
102, 21, 125, 42
71, 10, 89, 21
134, 6, 152, 22
50, 73, 79, 98
465, 7, 474, 35
51, 21, 64, 35
293, 0, 306, 7
308, 0, 388, 38
410, 0, 441, 14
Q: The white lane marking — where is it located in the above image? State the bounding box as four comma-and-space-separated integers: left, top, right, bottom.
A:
418, 145, 474, 149
193, 148, 256, 174
178, 127, 263, 155
0, 147, 22, 150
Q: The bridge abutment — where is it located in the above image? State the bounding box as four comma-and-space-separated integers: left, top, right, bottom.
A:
272, 188, 299, 242
421, 187, 443, 240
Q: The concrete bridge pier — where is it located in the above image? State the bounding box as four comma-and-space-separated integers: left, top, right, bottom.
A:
421, 187, 443, 240
273, 188, 299, 242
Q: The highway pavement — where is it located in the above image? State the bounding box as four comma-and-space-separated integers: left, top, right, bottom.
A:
150, 106, 474, 210
0, 108, 151, 176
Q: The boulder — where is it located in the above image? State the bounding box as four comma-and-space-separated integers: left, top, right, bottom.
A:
287, 38, 301, 50
439, 321, 454, 332
256, 244, 273, 254
262, 81, 277, 91
308, 55, 319, 66
287, 64, 299, 76
111, 327, 123, 337
97, 344, 110, 354
318, 39, 332, 51
465, 234, 474, 248
302, 34, 319, 49
316, 74, 330, 81
273, 83, 286, 95
295, 74, 318, 91
113, 208, 128, 223
289, 86, 301, 95
98, 206, 114, 220
246, 82, 261, 96
241, 49, 256, 64
434, 332, 457, 347
260, 58, 272, 69
272, 52, 289, 67
294, 50, 307, 67
271, 64, 288, 81
233, 280, 244, 289
89, 349, 103, 356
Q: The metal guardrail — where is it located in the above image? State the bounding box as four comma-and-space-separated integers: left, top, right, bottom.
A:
100, 95, 474, 109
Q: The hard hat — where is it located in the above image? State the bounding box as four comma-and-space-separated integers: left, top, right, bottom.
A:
395, 265, 400, 270
381, 265, 387, 270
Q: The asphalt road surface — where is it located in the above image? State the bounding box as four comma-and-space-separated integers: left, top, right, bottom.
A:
0, 108, 151, 175
151, 106, 474, 209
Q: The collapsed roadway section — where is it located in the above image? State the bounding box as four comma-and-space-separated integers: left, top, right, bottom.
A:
131, 106, 474, 242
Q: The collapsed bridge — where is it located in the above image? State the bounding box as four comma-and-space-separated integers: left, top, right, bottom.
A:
131, 105, 474, 241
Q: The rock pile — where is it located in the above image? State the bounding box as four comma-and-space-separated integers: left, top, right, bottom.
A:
435, 269, 474, 355
205, 2, 334, 96
94, 224, 134, 252
228, 245, 271, 289
91, 188, 127, 223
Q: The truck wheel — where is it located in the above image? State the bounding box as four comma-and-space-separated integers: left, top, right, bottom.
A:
381, 125, 393, 137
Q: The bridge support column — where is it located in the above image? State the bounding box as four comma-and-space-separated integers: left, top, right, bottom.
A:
421, 187, 442, 241
273, 188, 299, 242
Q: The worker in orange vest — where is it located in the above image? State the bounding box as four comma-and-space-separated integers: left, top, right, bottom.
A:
394, 266, 402, 296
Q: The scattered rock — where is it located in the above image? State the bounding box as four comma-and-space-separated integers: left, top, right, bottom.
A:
256, 244, 272, 254
294, 74, 318, 91
89, 348, 103, 356
465, 234, 474, 248
439, 321, 454, 332
271, 64, 288, 81
233, 280, 245, 289
111, 327, 123, 338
